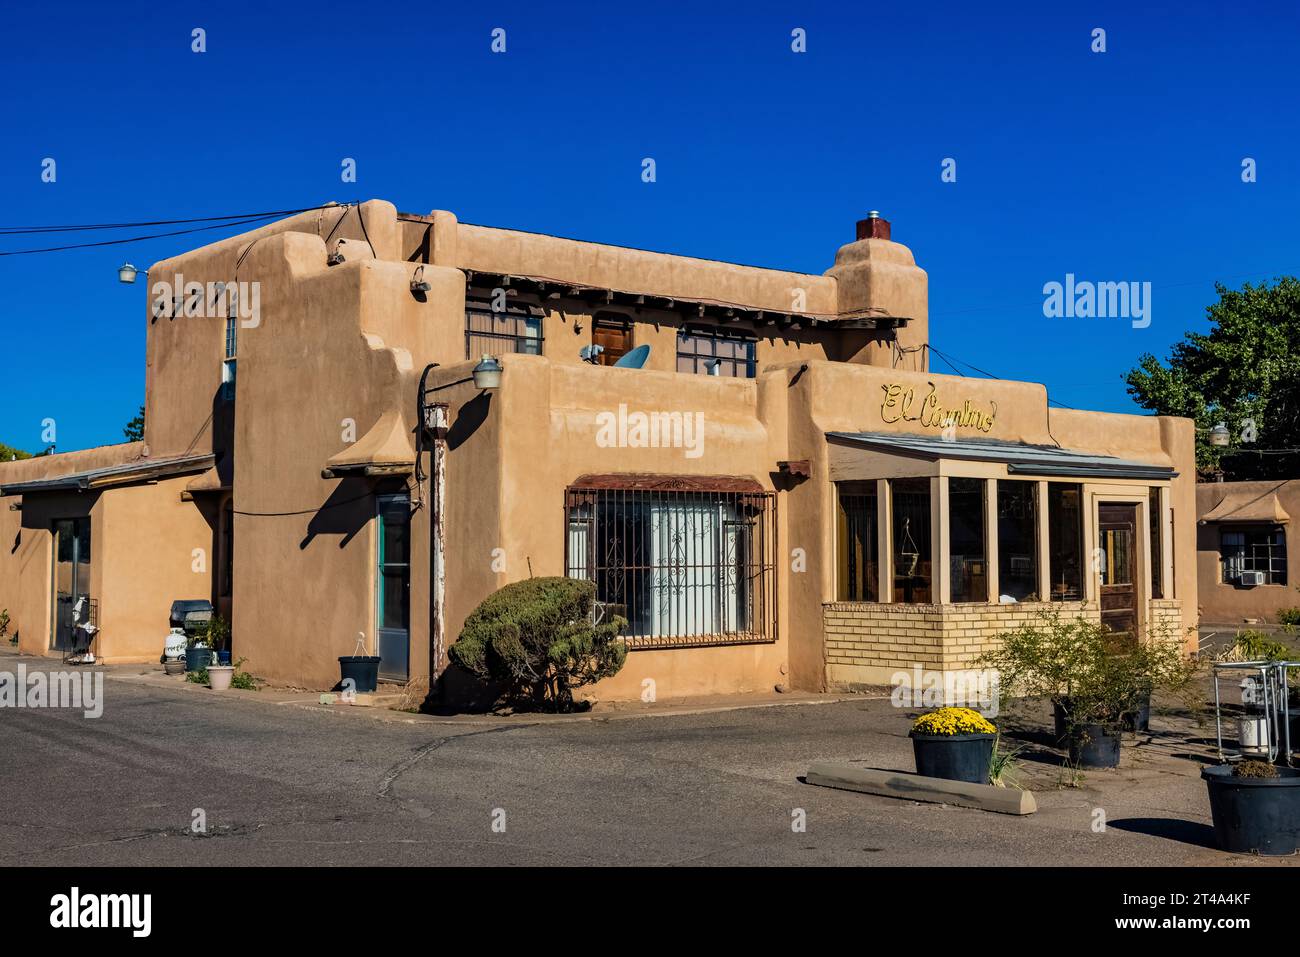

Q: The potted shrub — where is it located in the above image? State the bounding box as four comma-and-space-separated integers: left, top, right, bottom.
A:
909, 707, 998, 783
184, 635, 212, 672
981, 610, 1199, 769
1203, 759, 1300, 855
978, 608, 1095, 742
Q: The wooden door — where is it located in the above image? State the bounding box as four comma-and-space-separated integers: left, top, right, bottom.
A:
592, 316, 631, 366
1098, 503, 1138, 636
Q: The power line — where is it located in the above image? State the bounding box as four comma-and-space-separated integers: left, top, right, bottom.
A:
0, 203, 355, 257
928, 344, 1077, 410
0, 214, 286, 256
0, 204, 343, 236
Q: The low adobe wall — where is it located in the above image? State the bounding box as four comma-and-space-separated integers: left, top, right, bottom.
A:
824, 598, 1188, 690
824, 601, 1098, 689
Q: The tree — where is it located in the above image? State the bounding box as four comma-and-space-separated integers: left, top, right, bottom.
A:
1125, 277, 1300, 479
123, 405, 145, 442
448, 577, 627, 711
0, 442, 32, 462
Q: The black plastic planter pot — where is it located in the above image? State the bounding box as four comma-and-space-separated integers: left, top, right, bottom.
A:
1052, 698, 1072, 744
1122, 695, 1151, 733
339, 656, 380, 693
1067, 723, 1122, 768
184, 646, 212, 672
1202, 765, 1300, 856
1056, 695, 1149, 738
910, 732, 995, 784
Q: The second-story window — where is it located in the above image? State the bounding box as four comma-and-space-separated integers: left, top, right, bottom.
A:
677, 326, 757, 378
465, 299, 543, 359
222, 315, 237, 402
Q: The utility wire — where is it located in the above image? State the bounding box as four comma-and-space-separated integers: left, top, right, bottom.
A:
929, 344, 1077, 410
0, 214, 285, 257
0, 204, 344, 236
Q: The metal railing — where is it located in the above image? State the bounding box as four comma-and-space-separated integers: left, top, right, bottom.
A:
565, 486, 777, 650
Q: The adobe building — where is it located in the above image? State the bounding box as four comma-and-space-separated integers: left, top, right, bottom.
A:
0, 201, 1198, 699
1196, 480, 1296, 625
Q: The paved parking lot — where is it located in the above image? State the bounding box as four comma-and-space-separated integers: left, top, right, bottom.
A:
0, 651, 1291, 866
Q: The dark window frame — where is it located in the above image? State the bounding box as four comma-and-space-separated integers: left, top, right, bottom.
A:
465, 298, 544, 360
676, 325, 757, 378
1220, 525, 1287, 585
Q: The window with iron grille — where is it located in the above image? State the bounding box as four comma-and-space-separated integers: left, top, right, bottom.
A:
1220, 526, 1287, 585
465, 299, 543, 360
676, 326, 757, 378
565, 485, 776, 650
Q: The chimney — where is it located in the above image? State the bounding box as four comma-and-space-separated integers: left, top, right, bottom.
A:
855, 210, 891, 241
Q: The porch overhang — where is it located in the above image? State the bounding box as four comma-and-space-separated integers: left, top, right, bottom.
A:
0, 453, 216, 496
825, 431, 1177, 481
1200, 489, 1290, 525
321, 410, 415, 479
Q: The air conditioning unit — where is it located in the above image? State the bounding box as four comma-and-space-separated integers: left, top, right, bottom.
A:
1238, 571, 1266, 587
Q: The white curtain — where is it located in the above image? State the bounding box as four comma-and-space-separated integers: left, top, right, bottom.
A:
648, 501, 741, 637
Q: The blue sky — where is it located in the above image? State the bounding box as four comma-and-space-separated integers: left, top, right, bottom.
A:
1, 0, 1296, 452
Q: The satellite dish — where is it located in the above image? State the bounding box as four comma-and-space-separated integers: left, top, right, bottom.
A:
612, 344, 651, 369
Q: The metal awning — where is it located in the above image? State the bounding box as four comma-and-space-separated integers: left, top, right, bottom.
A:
0, 453, 215, 495
1201, 489, 1290, 525
826, 431, 1176, 480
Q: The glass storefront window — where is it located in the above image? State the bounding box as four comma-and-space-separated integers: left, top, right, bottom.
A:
948, 478, 987, 603
836, 483, 878, 601
1048, 484, 1083, 601
998, 481, 1038, 601
892, 478, 932, 603
1149, 487, 1163, 599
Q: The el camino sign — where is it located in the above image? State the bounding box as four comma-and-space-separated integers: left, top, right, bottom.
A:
880, 382, 997, 434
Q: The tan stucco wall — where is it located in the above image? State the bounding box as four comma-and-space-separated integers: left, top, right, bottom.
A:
1196, 480, 1300, 624
0, 200, 1200, 702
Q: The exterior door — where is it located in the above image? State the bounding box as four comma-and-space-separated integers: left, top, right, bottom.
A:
592, 315, 631, 366
52, 518, 92, 652
1098, 503, 1138, 636
376, 495, 411, 681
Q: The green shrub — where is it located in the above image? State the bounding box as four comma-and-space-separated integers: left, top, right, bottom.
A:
0, 608, 11, 644
448, 577, 627, 711
1278, 608, 1300, 635
1224, 629, 1290, 662
230, 657, 258, 690
979, 610, 1201, 728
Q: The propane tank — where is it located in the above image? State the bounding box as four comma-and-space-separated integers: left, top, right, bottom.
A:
163, 627, 188, 660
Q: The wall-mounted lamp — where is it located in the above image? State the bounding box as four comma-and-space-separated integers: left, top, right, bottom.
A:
472, 354, 503, 391
118, 262, 144, 284
410, 265, 431, 293
1209, 422, 1231, 447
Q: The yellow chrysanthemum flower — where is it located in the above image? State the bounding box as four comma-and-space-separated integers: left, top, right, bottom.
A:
910, 707, 996, 736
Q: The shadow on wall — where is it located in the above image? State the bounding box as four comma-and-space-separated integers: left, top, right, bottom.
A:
447, 393, 492, 451
300, 478, 374, 550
